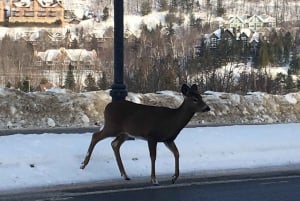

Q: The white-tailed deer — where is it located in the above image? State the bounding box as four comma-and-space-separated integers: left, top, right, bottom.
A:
80, 84, 210, 185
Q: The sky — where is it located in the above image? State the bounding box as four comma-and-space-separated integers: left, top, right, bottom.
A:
1, 123, 300, 192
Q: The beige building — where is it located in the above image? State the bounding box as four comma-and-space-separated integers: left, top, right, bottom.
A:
0, 1, 5, 23
33, 47, 100, 88
9, 0, 64, 25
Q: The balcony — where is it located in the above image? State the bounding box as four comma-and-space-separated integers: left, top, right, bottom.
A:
37, 11, 47, 17
24, 11, 34, 17
48, 11, 57, 17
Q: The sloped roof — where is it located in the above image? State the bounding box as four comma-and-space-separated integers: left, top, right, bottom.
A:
13, 0, 32, 8
29, 31, 39, 41
249, 32, 260, 43
228, 14, 276, 24
12, 0, 63, 8
228, 16, 245, 24
37, 49, 60, 61
211, 28, 235, 39
37, 0, 63, 8
36, 48, 96, 62
238, 28, 252, 38
64, 49, 94, 61
248, 15, 264, 23
260, 14, 276, 22
203, 28, 260, 45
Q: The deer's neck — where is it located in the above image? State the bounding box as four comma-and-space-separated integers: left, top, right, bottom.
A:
174, 99, 195, 130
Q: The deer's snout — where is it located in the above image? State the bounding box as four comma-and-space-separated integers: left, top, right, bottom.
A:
202, 105, 210, 112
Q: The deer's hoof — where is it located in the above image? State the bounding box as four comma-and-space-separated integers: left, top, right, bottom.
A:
122, 175, 131, 181
80, 162, 86, 169
151, 178, 159, 186
172, 175, 178, 184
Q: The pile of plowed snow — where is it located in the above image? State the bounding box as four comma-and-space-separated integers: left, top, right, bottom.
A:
0, 88, 299, 129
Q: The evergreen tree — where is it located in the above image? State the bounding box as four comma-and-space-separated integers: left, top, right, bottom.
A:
217, 0, 225, 16
40, 77, 49, 85
5, 81, 11, 88
71, 38, 79, 49
169, 0, 178, 12
158, 0, 169, 11
22, 77, 31, 92
289, 53, 300, 75
141, 1, 151, 16
84, 73, 98, 91
79, 27, 84, 42
97, 72, 109, 90
103, 7, 109, 21
283, 32, 292, 63
297, 79, 300, 91
269, 29, 283, 64
64, 64, 76, 91
64, 29, 71, 48
285, 70, 296, 92
15, 77, 32, 92
90, 34, 98, 52
258, 41, 270, 68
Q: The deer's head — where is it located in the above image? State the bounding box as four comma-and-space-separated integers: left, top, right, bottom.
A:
181, 84, 210, 113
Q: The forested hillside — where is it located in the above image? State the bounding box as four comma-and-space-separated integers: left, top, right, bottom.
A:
0, 0, 299, 94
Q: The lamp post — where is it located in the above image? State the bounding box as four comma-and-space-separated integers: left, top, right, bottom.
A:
110, 0, 127, 101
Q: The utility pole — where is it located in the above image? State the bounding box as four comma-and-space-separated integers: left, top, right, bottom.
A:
110, 0, 128, 101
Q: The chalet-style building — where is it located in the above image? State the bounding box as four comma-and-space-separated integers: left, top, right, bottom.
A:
34, 47, 97, 69
227, 16, 245, 30
9, 0, 64, 25
0, 1, 5, 23
33, 47, 100, 88
196, 28, 260, 56
226, 14, 276, 31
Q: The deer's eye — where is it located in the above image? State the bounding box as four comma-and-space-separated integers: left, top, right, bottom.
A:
193, 98, 198, 103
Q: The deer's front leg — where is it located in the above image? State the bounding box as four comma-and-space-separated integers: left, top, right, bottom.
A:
81, 131, 105, 169
164, 141, 180, 183
148, 139, 158, 185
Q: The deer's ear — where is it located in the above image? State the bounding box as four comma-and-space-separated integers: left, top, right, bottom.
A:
181, 84, 190, 95
191, 84, 198, 92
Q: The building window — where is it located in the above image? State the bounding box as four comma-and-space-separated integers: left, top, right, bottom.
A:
11, 11, 20, 17
211, 38, 217, 48
227, 37, 232, 46
35, 60, 42, 66
48, 11, 57, 17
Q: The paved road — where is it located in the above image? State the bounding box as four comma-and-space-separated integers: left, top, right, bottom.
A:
2, 172, 300, 201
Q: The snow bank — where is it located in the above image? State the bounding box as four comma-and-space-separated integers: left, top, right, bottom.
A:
0, 88, 300, 129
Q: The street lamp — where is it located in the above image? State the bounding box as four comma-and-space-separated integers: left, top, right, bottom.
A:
110, 0, 128, 101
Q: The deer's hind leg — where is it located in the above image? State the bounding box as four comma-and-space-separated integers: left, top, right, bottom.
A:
148, 139, 158, 185
111, 134, 131, 180
80, 130, 108, 169
164, 141, 180, 184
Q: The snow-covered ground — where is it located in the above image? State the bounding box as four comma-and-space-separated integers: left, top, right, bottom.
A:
1, 123, 300, 191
